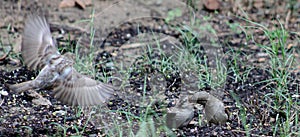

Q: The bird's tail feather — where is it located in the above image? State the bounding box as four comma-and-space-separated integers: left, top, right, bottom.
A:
6, 81, 34, 94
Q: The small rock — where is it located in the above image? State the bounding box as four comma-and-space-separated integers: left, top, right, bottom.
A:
256, 52, 268, 57
292, 94, 300, 98
32, 98, 52, 106
59, 0, 75, 9
126, 33, 131, 38
27, 90, 52, 105
53, 110, 67, 116
258, 58, 266, 62
0, 90, 8, 96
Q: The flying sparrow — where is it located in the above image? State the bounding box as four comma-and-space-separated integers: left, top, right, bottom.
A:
7, 15, 115, 106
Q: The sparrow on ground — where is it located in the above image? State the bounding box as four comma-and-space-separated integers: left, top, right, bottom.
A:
189, 91, 228, 124
7, 15, 115, 106
166, 96, 194, 129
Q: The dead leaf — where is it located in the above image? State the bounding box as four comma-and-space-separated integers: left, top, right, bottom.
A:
75, 0, 86, 9
59, 0, 92, 9
287, 43, 294, 49
204, 0, 221, 11
59, 0, 75, 8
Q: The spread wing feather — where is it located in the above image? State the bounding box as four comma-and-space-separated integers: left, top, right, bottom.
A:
53, 69, 115, 106
21, 14, 115, 106
22, 15, 58, 70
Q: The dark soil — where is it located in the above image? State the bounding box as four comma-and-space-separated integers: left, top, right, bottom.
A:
0, 0, 299, 136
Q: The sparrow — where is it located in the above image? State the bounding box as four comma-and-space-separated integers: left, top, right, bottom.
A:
189, 91, 228, 124
7, 15, 115, 106
166, 96, 194, 129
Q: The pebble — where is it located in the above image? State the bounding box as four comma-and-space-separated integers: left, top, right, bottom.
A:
0, 89, 8, 96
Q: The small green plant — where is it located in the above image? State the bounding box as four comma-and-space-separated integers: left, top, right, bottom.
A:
242, 18, 298, 136
230, 91, 251, 137
185, 0, 198, 10
19, 126, 33, 135
288, 0, 297, 14
52, 9, 114, 136
0, 25, 23, 67
165, 8, 182, 23
226, 21, 243, 34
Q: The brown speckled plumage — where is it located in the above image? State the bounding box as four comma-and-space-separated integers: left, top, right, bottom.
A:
8, 15, 115, 106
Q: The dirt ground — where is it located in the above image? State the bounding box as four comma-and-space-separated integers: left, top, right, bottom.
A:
0, 0, 299, 136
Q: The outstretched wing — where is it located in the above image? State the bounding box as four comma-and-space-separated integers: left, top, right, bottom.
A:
22, 14, 59, 70
53, 68, 115, 106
